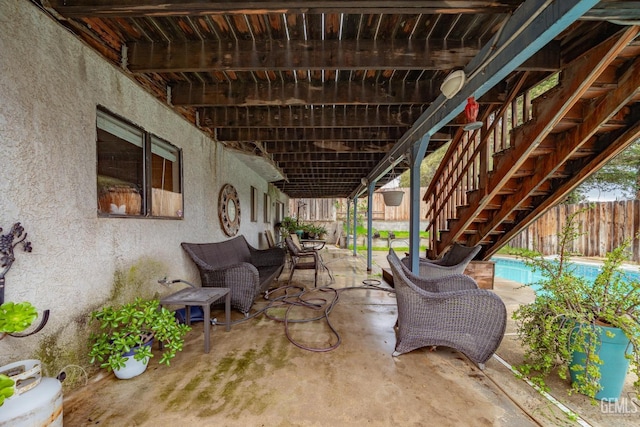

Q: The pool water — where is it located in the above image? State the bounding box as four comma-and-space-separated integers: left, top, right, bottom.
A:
491, 256, 640, 289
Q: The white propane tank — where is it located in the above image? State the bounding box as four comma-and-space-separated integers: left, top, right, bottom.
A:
0, 360, 63, 426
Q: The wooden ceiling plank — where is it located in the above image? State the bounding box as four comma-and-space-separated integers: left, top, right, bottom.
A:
172, 80, 441, 106
200, 105, 430, 128
264, 140, 395, 153
178, 81, 513, 108
216, 127, 405, 141
126, 39, 560, 72
47, 1, 524, 18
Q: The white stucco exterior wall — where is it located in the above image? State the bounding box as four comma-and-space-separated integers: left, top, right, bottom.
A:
0, 0, 287, 366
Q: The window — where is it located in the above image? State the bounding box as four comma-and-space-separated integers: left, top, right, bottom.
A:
250, 186, 258, 222
275, 202, 284, 224
263, 193, 271, 223
96, 108, 183, 218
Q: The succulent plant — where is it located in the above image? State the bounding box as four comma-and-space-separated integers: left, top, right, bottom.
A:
0, 374, 15, 406
0, 301, 37, 335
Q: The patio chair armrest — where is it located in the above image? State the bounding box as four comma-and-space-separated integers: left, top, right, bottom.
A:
248, 245, 286, 268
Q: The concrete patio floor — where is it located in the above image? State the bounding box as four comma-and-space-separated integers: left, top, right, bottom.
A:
62, 247, 638, 426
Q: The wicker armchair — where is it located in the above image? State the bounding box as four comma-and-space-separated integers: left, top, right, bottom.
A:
404, 243, 481, 279
388, 249, 506, 369
285, 236, 333, 287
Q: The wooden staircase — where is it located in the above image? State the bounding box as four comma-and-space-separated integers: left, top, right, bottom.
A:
425, 26, 640, 260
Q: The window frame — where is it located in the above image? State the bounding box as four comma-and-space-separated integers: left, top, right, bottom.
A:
96, 106, 183, 219
250, 186, 259, 222
263, 193, 271, 223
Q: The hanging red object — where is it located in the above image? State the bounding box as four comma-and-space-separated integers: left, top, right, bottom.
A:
464, 96, 483, 132
465, 97, 479, 121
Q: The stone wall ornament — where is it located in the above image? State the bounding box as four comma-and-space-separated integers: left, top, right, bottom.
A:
219, 184, 241, 236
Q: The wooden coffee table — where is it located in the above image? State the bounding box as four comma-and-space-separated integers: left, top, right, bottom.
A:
160, 287, 231, 354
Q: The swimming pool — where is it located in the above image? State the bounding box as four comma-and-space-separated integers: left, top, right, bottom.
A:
491, 256, 640, 288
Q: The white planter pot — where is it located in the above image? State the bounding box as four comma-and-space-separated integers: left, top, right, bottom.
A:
114, 341, 152, 380
382, 190, 404, 206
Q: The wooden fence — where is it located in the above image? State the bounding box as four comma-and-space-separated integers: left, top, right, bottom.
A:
290, 197, 640, 263
508, 201, 640, 263
290, 188, 428, 222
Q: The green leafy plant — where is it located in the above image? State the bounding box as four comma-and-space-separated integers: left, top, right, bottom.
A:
88, 298, 191, 372
0, 374, 15, 406
279, 216, 299, 236
512, 208, 640, 399
315, 225, 328, 238
0, 301, 37, 335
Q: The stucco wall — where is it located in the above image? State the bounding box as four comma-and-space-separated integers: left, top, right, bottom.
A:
0, 0, 287, 369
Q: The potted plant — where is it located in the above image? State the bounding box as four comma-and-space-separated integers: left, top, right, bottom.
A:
0, 301, 38, 340
316, 225, 328, 240
280, 216, 298, 238
0, 301, 38, 406
512, 208, 640, 400
88, 298, 191, 379
305, 224, 317, 239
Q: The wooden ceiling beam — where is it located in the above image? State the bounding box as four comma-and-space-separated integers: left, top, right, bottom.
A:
46, 1, 523, 17
216, 127, 405, 141
274, 152, 384, 162
127, 39, 559, 73
46, 0, 640, 20
263, 141, 395, 153
174, 80, 439, 106
281, 168, 373, 174
200, 105, 430, 128
175, 80, 508, 107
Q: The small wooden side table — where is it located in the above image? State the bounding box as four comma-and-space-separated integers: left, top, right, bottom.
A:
160, 287, 231, 354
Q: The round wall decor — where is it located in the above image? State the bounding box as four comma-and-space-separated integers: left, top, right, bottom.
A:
218, 184, 241, 236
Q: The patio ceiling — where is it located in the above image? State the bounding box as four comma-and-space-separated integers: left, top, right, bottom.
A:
36, 0, 640, 198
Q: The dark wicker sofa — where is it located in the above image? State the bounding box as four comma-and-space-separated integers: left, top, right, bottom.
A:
181, 235, 285, 315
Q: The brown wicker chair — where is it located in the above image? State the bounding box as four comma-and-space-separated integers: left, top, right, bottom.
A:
285, 236, 333, 287
403, 243, 481, 279
388, 249, 506, 369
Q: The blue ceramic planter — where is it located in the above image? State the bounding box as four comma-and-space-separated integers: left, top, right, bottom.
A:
570, 324, 632, 400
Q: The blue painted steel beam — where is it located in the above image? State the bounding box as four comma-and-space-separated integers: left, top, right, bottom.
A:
350, 0, 601, 199
408, 135, 430, 273
352, 196, 358, 257
367, 181, 375, 271
345, 199, 351, 249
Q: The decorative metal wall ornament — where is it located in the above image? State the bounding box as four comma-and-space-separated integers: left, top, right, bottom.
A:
0, 223, 49, 338
218, 184, 241, 236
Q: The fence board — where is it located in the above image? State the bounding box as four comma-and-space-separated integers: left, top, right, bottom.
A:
292, 196, 640, 263
510, 201, 640, 263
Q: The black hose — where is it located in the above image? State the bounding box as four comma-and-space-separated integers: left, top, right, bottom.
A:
211, 280, 395, 352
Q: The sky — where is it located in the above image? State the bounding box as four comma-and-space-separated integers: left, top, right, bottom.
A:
585, 188, 628, 202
